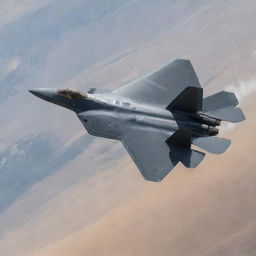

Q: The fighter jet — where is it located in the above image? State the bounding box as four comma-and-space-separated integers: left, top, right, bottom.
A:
29, 59, 245, 182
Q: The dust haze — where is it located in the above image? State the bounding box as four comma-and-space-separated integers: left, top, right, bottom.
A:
0, 1, 256, 256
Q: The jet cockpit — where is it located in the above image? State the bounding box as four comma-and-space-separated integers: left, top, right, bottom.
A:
57, 88, 88, 99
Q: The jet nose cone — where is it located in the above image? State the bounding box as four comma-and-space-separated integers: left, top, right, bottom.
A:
29, 88, 43, 97
29, 88, 57, 102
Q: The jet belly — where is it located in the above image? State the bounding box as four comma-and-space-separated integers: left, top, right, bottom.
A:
77, 110, 129, 140
78, 105, 215, 141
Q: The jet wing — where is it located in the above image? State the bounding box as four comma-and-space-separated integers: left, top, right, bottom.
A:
122, 127, 178, 182
113, 59, 201, 108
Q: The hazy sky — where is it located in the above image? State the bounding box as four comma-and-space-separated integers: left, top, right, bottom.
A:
0, 1, 256, 255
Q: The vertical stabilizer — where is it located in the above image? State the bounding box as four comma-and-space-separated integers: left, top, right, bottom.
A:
167, 86, 203, 113
166, 129, 205, 168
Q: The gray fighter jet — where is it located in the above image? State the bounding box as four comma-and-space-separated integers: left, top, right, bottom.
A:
29, 59, 245, 181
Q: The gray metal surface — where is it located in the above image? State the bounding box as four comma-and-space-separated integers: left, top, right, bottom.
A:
192, 136, 231, 154
203, 91, 239, 112
206, 106, 245, 123
167, 86, 203, 113
29, 59, 246, 182
112, 59, 201, 108
122, 127, 177, 182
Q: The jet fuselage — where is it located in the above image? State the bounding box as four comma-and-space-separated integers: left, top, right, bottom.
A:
77, 93, 218, 140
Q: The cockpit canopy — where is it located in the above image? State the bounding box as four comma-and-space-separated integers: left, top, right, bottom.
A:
57, 88, 88, 99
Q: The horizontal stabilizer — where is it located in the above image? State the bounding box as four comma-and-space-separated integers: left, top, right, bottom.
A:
167, 86, 203, 113
203, 91, 238, 112
192, 136, 231, 154
169, 145, 205, 168
206, 106, 245, 123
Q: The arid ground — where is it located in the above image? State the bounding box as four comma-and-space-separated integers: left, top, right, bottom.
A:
0, 1, 256, 255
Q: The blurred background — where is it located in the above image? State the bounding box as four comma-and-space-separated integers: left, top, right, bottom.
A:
0, 0, 256, 255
